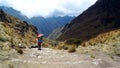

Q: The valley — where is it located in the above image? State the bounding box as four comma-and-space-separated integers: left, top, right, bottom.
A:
0, 0, 120, 68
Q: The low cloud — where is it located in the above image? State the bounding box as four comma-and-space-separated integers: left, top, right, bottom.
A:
0, 0, 97, 18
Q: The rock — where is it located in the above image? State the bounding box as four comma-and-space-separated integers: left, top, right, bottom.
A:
30, 45, 38, 48
41, 62, 47, 64
92, 61, 99, 65
38, 56, 42, 59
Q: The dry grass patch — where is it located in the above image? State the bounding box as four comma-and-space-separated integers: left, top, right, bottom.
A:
68, 45, 76, 53
57, 45, 63, 50
15, 47, 23, 54
90, 54, 96, 59
65, 38, 81, 47
8, 64, 14, 68
42, 43, 50, 48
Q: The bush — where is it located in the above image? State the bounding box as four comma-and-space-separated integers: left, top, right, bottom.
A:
8, 64, 14, 68
65, 38, 81, 47
0, 37, 8, 42
73, 39, 81, 47
42, 43, 49, 48
68, 45, 76, 53
15, 48, 23, 54
57, 45, 63, 50
90, 55, 96, 59
63, 46, 69, 50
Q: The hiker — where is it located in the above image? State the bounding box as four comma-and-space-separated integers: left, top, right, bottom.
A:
37, 33, 44, 50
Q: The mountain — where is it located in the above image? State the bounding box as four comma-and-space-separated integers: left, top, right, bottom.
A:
57, 0, 120, 44
48, 27, 64, 40
0, 9, 37, 48
30, 16, 74, 36
30, 16, 51, 37
0, 6, 32, 23
0, 6, 74, 37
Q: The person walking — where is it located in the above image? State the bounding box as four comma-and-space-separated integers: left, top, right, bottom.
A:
37, 33, 43, 50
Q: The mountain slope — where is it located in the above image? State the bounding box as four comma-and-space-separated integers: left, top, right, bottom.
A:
48, 27, 64, 40
0, 6, 74, 37
30, 16, 74, 36
0, 9, 38, 49
0, 6, 32, 23
57, 0, 120, 43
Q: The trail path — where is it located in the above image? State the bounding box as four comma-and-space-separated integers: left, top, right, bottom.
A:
8, 48, 120, 68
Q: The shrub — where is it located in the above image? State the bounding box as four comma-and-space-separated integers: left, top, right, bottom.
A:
0, 37, 8, 42
65, 38, 81, 47
68, 45, 76, 53
15, 48, 23, 54
63, 46, 69, 50
42, 43, 49, 48
116, 54, 120, 57
8, 64, 14, 68
65, 38, 74, 44
73, 39, 81, 47
90, 55, 96, 59
57, 45, 63, 50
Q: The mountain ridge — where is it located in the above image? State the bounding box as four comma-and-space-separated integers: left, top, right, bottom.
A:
30, 16, 74, 36
0, 6, 74, 36
0, 6, 32, 23
57, 0, 120, 44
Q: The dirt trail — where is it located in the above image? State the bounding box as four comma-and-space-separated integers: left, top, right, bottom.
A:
4, 48, 120, 68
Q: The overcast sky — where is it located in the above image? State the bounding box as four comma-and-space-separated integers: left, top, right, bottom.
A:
0, 0, 97, 18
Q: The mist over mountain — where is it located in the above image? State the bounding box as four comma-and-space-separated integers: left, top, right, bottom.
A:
0, 6, 74, 36
0, 0, 97, 18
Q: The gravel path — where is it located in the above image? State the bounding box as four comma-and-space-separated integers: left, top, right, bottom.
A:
7, 48, 120, 68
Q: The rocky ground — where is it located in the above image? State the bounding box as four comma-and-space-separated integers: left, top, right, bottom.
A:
0, 47, 120, 68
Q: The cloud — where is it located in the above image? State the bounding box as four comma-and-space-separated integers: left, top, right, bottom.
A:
0, 0, 97, 18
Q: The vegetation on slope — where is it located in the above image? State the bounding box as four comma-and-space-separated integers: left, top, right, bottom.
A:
0, 9, 38, 50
